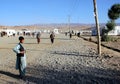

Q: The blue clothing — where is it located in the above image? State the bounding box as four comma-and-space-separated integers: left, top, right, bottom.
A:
13, 43, 26, 77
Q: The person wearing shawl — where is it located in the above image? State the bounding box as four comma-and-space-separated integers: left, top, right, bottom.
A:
13, 36, 26, 79
50, 32, 55, 44
36, 32, 41, 44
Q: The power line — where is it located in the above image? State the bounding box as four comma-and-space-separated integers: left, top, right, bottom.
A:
69, 0, 80, 16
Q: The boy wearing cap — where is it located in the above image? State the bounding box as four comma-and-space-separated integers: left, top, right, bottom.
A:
13, 36, 26, 79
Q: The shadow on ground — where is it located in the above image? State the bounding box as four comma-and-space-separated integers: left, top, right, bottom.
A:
26, 64, 120, 84
0, 64, 120, 84
50, 51, 98, 57
0, 71, 19, 79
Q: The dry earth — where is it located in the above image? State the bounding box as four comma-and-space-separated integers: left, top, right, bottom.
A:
0, 34, 120, 84
81, 36, 120, 51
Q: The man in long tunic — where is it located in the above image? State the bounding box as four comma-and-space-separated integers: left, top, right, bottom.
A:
50, 32, 55, 44
36, 32, 41, 44
13, 36, 26, 79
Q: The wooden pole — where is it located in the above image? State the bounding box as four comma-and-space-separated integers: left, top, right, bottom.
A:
68, 15, 71, 33
93, 0, 101, 56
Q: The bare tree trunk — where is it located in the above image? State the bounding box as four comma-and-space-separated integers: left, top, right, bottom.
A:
93, 0, 101, 56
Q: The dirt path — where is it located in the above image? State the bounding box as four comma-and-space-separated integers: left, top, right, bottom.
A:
0, 34, 120, 84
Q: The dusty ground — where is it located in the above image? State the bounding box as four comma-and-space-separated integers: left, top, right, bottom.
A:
0, 34, 120, 84
88, 36, 120, 51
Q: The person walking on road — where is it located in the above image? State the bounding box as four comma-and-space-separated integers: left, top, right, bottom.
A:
50, 32, 55, 44
36, 32, 41, 44
70, 33, 72, 38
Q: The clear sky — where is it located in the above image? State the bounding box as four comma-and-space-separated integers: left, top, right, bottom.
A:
0, 0, 120, 26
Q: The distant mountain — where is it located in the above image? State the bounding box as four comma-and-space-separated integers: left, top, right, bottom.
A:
0, 23, 119, 31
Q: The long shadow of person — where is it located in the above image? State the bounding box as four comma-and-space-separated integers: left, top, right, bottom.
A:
0, 70, 43, 83
0, 70, 19, 79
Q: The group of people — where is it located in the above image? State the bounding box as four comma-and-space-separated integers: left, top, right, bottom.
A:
36, 32, 55, 44
13, 32, 55, 79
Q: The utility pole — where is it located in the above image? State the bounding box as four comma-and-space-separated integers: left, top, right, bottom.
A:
68, 15, 71, 33
93, 0, 101, 56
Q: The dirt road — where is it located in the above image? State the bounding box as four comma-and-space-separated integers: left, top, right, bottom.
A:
0, 34, 120, 84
